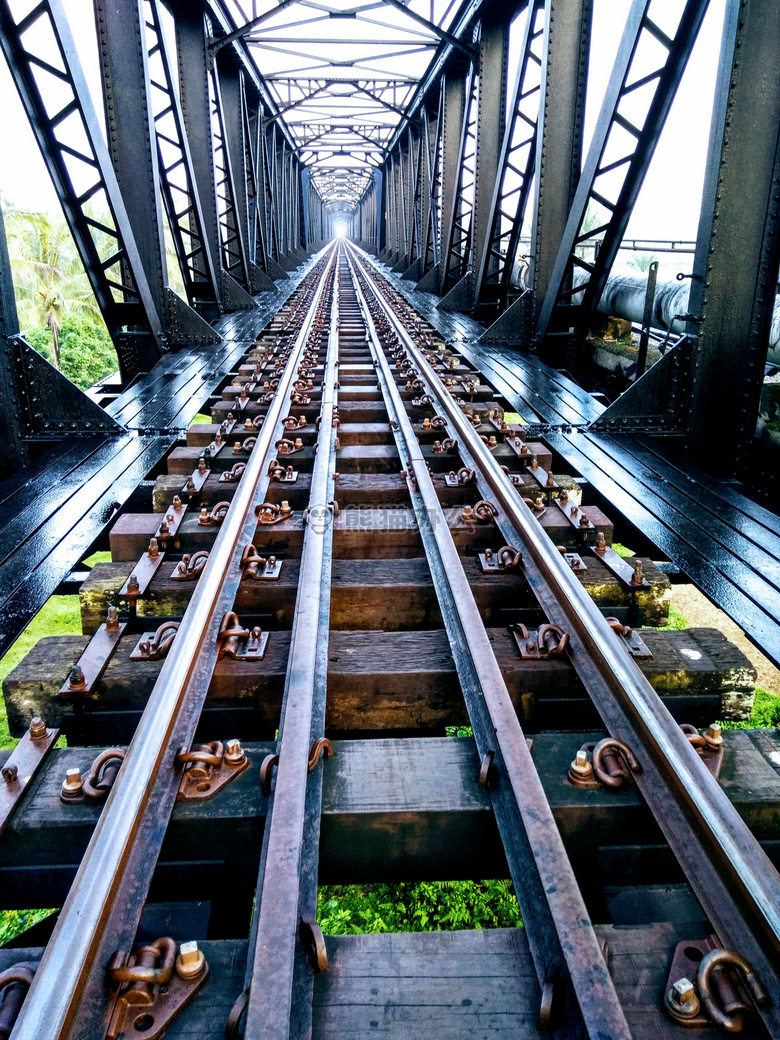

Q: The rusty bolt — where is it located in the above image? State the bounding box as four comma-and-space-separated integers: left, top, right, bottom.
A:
197, 458, 207, 473
233, 441, 243, 454
68, 665, 87, 691
224, 739, 246, 766
105, 606, 119, 632
668, 977, 699, 1018
422, 418, 431, 429
559, 488, 569, 504
127, 574, 140, 595
172, 495, 182, 510
704, 723, 723, 748
631, 559, 644, 585
147, 538, 160, 559
569, 750, 592, 783
294, 438, 303, 450
595, 532, 607, 553
2, 764, 18, 784
28, 716, 47, 740
488, 436, 497, 448
61, 766, 84, 802
531, 455, 538, 470
462, 505, 474, 523
546, 472, 555, 488
280, 501, 292, 519
244, 418, 253, 431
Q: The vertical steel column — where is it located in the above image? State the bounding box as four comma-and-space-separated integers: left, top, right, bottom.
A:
439, 56, 479, 304
467, 16, 508, 309
686, 0, 780, 474
209, 62, 252, 290
171, 0, 253, 308
214, 55, 272, 291
420, 80, 444, 278
143, 0, 221, 318
528, 0, 591, 330
474, 0, 547, 329
93, 0, 168, 323
0, 209, 28, 478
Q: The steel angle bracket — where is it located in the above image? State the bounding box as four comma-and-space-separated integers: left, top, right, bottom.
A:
608, 624, 652, 660
592, 544, 651, 589
157, 498, 187, 542
554, 495, 594, 531
0, 718, 59, 838
559, 551, 587, 573
59, 612, 126, 698
186, 463, 210, 495
119, 548, 165, 599
505, 434, 532, 459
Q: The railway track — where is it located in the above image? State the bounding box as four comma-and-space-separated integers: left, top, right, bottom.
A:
0, 241, 778, 1039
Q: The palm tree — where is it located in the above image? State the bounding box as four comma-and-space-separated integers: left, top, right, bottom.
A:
628, 252, 659, 273
4, 207, 104, 370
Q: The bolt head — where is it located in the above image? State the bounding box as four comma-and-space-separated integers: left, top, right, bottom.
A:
29, 716, 47, 739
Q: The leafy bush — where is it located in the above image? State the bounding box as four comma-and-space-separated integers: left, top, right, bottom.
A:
23, 318, 118, 389
318, 880, 522, 935
0, 909, 55, 946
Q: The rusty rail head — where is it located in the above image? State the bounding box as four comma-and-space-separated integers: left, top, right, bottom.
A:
349, 243, 780, 1027
9, 245, 340, 1040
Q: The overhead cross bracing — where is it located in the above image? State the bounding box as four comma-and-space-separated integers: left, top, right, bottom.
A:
214, 0, 473, 208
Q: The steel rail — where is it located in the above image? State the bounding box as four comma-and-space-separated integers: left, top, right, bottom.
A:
349, 243, 780, 1029
241, 247, 341, 1040
10, 245, 338, 1040
346, 250, 631, 1040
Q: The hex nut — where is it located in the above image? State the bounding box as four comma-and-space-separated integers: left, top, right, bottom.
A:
224, 739, 246, 766
176, 940, 206, 980
667, 977, 700, 1018
29, 716, 47, 740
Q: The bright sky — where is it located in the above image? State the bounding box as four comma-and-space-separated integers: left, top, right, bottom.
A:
0, 0, 726, 248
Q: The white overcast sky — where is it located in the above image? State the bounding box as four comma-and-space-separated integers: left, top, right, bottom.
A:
0, 0, 726, 243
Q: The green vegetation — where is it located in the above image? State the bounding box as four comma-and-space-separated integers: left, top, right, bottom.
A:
660, 603, 688, 631
189, 413, 212, 425
4, 207, 105, 371
318, 880, 522, 935
23, 319, 118, 390
628, 253, 659, 274
611, 542, 634, 557
0, 909, 55, 946
720, 687, 780, 731
0, 595, 83, 749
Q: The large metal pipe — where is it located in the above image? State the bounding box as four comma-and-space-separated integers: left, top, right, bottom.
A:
513, 261, 780, 364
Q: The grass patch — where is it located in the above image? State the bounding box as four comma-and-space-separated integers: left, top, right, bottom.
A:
445, 725, 473, 738
318, 880, 522, 935
189, 413, 212, 425
503, 412, 525, 426
659, 603, 688, 631
0, 908, 56, 945
611, 543, 634, 558
0, 595, 82, 749
83, 550, 112, 567
720, 687, 780, 730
